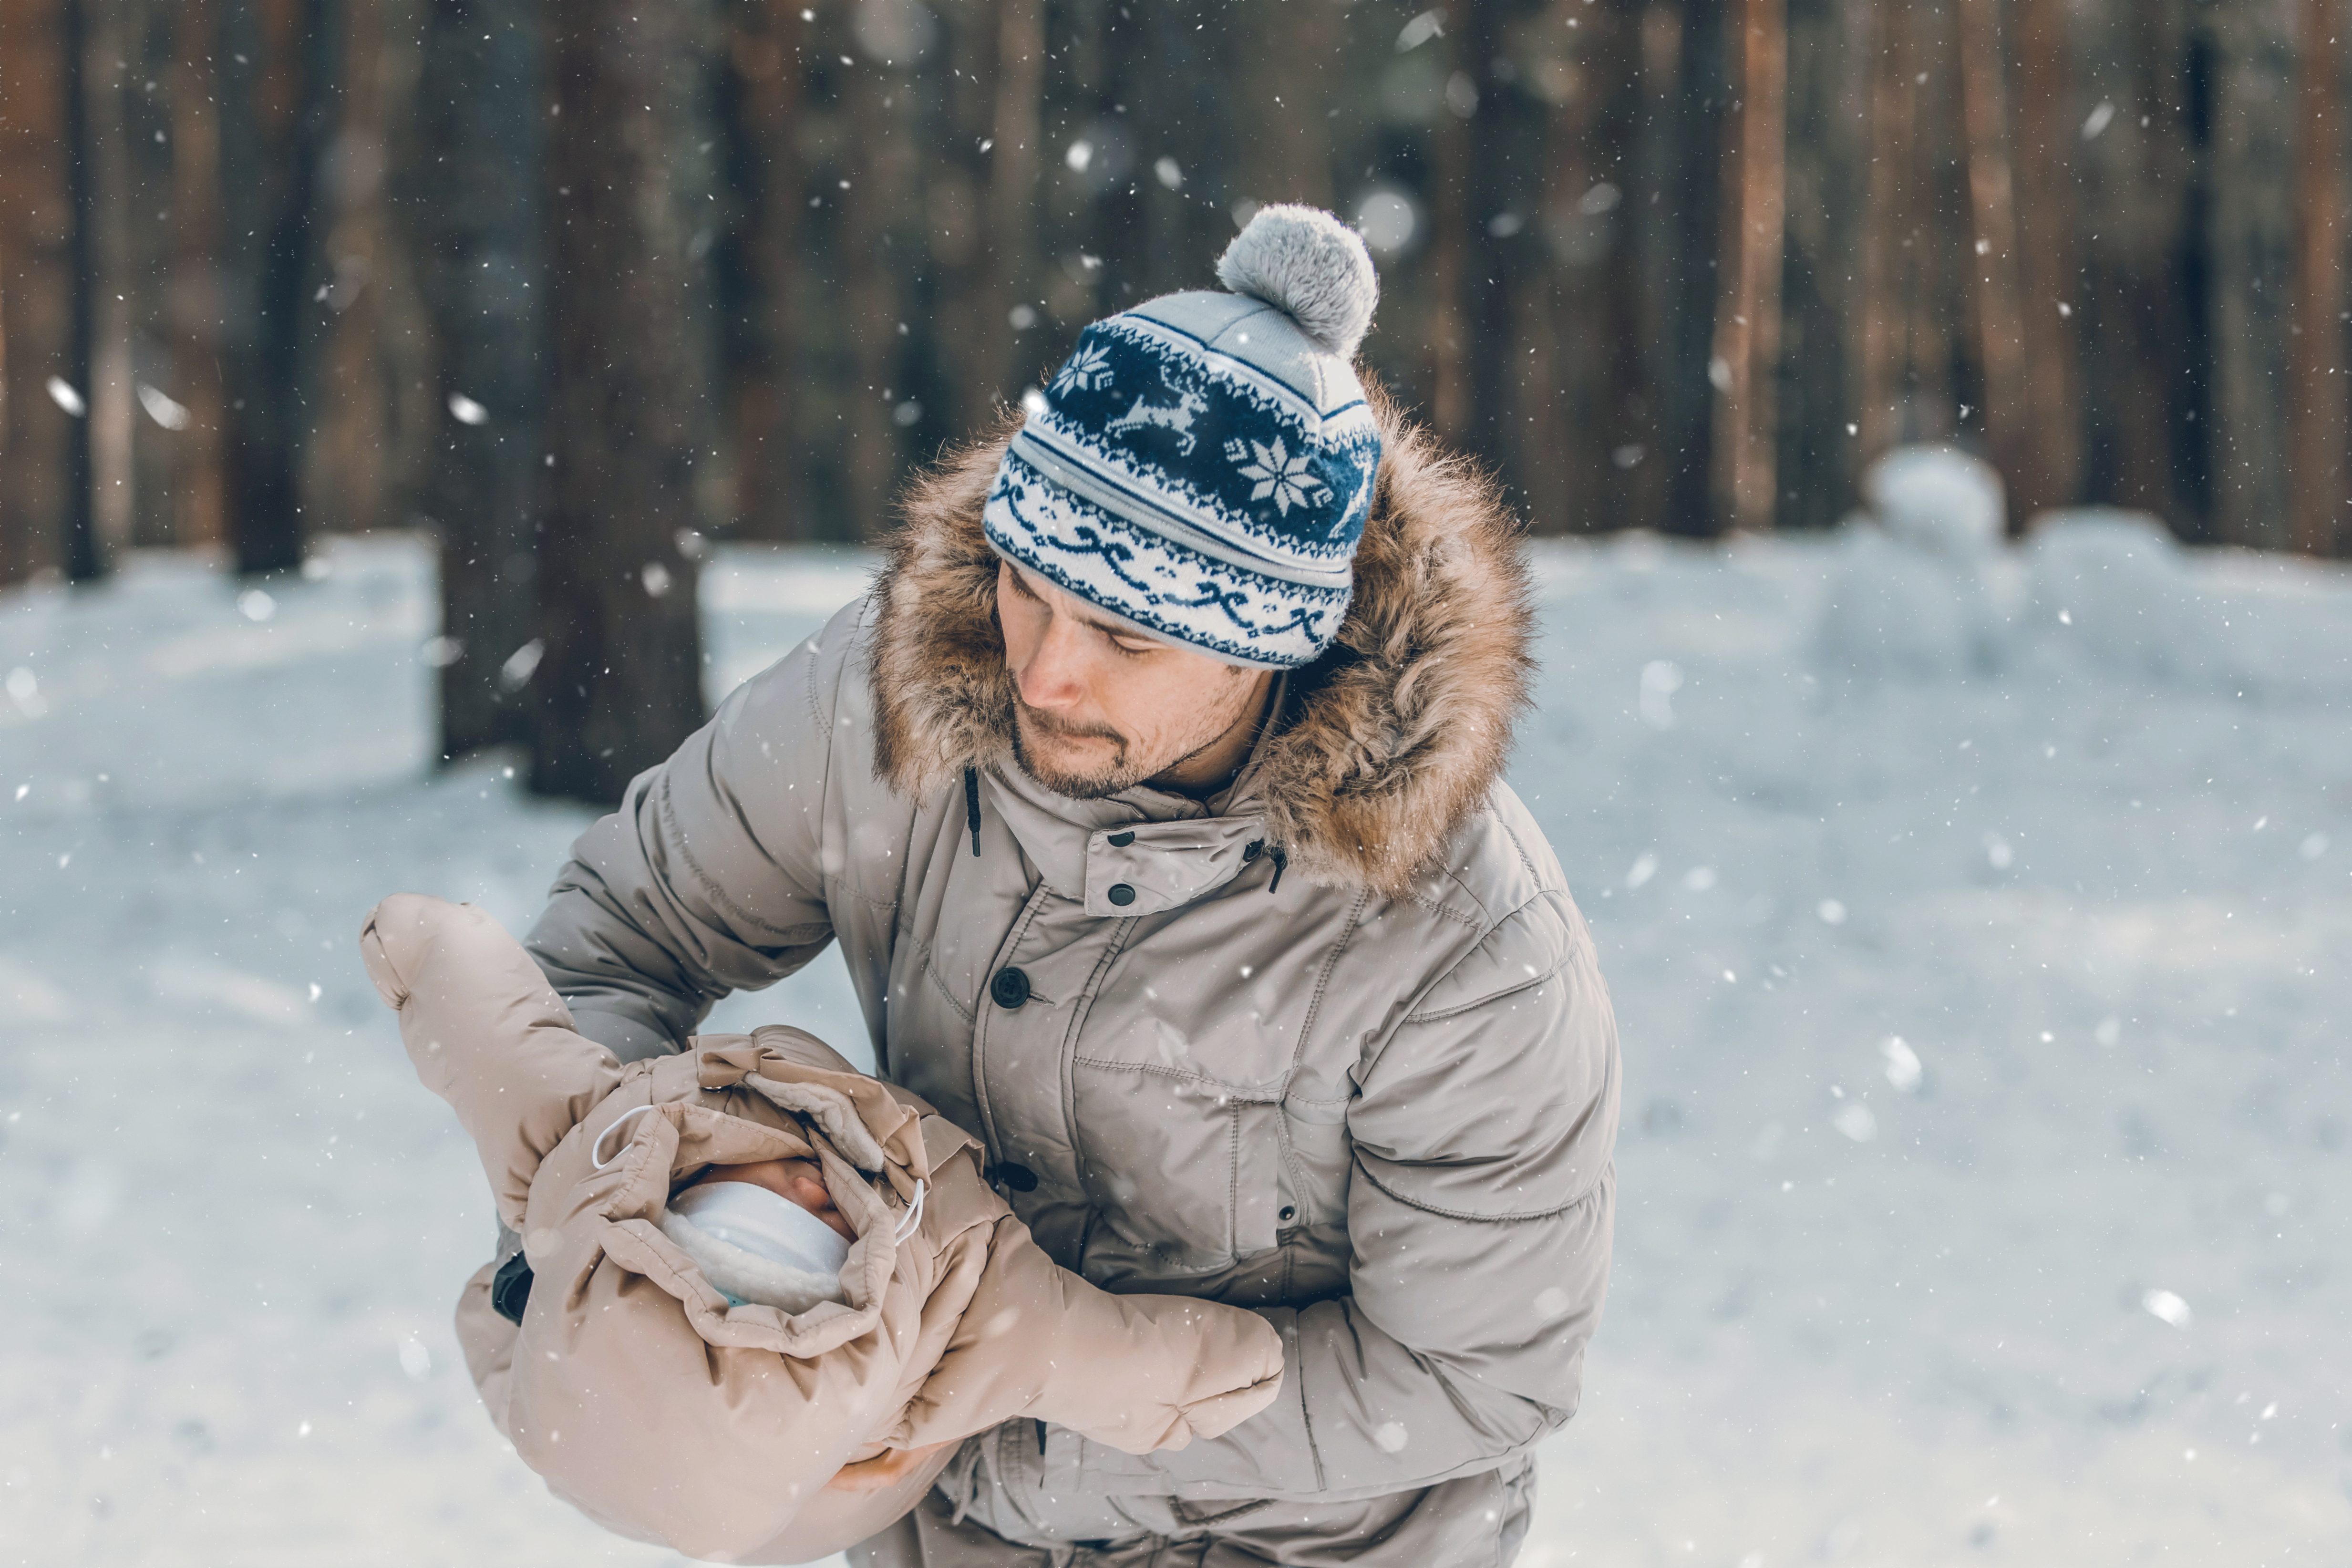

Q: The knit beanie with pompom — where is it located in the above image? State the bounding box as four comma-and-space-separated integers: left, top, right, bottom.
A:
982, 204, 1382, 669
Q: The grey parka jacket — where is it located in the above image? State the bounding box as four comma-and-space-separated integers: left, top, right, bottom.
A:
524, 401, 1620, 1524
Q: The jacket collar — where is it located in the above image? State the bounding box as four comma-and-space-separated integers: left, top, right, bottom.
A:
867, 390, 1536, 897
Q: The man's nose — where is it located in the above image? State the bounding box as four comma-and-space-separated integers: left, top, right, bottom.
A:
1016, 613, 1089, 710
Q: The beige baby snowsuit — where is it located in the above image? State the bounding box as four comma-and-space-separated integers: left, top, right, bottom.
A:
359, 894, 1284, 1565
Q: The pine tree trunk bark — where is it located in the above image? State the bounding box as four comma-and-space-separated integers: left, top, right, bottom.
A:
1711, 0, 1786, 533
530, 0, 714, 803
0, 0, 94, 587
2206, 2, 2297, 551
217, 0, 326, 576
408, 0, 547, 759
2289, 0, 2348, 557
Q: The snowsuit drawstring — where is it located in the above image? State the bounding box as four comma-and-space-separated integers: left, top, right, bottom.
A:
964, 767, 982, 856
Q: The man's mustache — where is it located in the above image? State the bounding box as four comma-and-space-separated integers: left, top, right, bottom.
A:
1014, 699, 1126, 747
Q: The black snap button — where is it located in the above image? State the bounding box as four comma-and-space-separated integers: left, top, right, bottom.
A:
1243, 840, 1264, 863
1108, 830, 1135, 848
1278, 1205, 1297, 1224
990, 967, 1031, 1009
1107, 882, 1137, 907
996, 1162, 1039, 1192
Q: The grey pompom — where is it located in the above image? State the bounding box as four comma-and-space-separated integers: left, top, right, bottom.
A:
1215, 204, 1380, 359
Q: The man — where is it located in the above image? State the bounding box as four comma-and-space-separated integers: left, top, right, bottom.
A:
524, 206, 1619, 1566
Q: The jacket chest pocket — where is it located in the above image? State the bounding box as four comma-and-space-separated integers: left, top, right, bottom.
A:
1067, 1062, 1289, 1278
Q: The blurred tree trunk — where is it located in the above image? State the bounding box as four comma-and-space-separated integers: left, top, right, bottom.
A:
1525, 0, 1651, 535
168, 0, 230, 549
61, 0, 101, 581
981, 0, 1044, 407
218, 0, 330, 575
2205, 2, 2296, 550
1855, 0, 1916, 456
925, 4, 1000, 436
1711, 0, 1785, 533
0, 0, 95, 587
724, 0, 805, 540
2073, 0, 2199, 532
1955, 0, 2032, 516
1236, 0, 1340, 209
1774, 0, 1864, 531
1644, 0, 1728, 536
2009, 0, 2084, 518
407, 0, 547, 759
304, 0, 394, 534
1426, 13, 1477, 439
530, 0, 714, 803
117, 0, 183, 550
838, 54, 909, 542
2288, 0, 2347, 557
83, 0, 138, 567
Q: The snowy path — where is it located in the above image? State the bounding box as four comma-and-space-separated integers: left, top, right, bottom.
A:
2, 527, 2346, 1565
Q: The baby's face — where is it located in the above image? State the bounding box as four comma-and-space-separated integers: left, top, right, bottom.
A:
691, 1157, 856, 1241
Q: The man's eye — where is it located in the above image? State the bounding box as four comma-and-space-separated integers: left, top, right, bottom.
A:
1110, 637, 1158, 655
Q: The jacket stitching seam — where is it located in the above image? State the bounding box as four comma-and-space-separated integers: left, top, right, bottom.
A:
1293, 1314, 1328, 1489
1276, 887, 1367, 1205
1065, 1056, 1281, 1096
913, 937, 976, 1024
1437, 862, 1499, 928
970, 885, 1052, 1162
1353, 1159, 1608, 1223
1393, 888, 1483, 928
1496, 815, 1547, 887
1061, 916, 1138, 1198
1402, 956, 1568, 1023
656, 775, 809, 942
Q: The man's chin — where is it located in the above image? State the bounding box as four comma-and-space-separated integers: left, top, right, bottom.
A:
1011, 725, 1136, 800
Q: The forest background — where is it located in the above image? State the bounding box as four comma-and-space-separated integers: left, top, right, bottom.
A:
1, 0, 2348, 800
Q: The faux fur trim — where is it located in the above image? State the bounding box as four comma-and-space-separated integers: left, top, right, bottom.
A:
657, 1209, 847, 1316
869, 390, 1536, 897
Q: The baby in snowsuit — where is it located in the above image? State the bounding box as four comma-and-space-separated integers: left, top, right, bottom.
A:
359, 894, 1284, 1566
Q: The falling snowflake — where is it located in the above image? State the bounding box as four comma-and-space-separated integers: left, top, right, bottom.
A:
1227, 437, 1329, 516
1052, 343, 1114, 395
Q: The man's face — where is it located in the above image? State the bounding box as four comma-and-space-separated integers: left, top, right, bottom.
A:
996, 560, 1267, 798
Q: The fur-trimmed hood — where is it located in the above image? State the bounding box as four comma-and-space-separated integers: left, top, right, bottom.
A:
868, 393, 1537, 896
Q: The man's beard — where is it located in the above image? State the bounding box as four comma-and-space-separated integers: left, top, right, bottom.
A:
1010, 702, 1143, 800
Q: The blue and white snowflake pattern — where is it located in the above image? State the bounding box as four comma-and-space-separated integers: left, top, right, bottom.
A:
1225, 436, 1332, 517
1051, 342, 1116, 395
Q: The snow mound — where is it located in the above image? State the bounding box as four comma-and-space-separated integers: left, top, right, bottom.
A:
1812, 526, 2005, 688
1812, 447, 2013, 689
2024, 509, 2240, 689
1860, 445, 2006, 557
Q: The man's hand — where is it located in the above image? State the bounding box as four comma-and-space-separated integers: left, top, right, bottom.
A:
825, 1439, 952, 1493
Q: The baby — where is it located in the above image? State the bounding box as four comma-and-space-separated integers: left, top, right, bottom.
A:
360, 894, 1283, 1565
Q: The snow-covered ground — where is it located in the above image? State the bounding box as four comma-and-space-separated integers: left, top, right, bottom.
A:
2, 514, 2347, 1566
